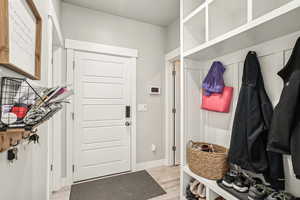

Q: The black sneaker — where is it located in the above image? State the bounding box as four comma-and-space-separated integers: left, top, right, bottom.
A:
248, 184, 275, 200
232, 173, 251, 193
250, 177, 263, 185
266, 192, 295, 200
266, 192, 281, 200
222, 171, 237, 188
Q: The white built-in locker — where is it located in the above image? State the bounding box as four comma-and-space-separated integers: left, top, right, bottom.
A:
180, 0, 300, 199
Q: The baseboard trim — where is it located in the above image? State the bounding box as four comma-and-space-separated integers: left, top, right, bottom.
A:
52, 178, 71, 192
60, 178, 69, 188
136, 159, 167, 171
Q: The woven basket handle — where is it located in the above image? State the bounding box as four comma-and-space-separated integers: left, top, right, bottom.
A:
188, 140, 195, 147
210, 144, 215, 153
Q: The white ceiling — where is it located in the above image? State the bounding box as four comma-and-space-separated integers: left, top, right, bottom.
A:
62, 0, 180, 26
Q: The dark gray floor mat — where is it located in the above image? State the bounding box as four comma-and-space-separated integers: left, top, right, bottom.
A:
70, 170, 166, 200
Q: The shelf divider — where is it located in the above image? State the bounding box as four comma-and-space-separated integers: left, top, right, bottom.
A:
183, 2, 206, 24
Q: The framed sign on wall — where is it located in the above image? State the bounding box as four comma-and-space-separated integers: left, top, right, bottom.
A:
0, 0, 42, 80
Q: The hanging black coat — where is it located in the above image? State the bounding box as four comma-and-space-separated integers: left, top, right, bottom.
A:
229, 51, 284, 190
268, 37, 300, 179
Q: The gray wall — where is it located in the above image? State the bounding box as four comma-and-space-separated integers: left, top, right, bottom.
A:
0, 0, 51, 199
166, 18, 180, 53
61, 2, 166, 163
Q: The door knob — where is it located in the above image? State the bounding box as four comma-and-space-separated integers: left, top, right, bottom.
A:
125, 121, 131, 126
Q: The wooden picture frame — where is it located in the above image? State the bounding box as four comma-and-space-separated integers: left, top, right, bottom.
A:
0, 0, 42, 80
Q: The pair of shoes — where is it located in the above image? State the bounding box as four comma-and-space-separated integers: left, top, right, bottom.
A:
222, 170, 262, 193
221, 170, 237, 188
265, 191, 295, 200
249, 185, 295, 200
186, 185, 198, 200
222, 170, 249, 192
222, 170, 237, 187
190, 180, 206, 199
248, 184, 275, 200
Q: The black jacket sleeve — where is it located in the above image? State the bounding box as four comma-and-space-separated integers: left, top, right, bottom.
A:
290, 77, 300, 178
267, 77, 300, 154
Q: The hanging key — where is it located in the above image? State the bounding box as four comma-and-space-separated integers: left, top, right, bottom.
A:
28, 134, 39, 144
7, 149, 16, 162
13, 148, 18, 160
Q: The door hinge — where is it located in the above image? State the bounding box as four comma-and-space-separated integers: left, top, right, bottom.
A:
73, 60, 75, 69
71, 112, 75, 120
72, 165, 75, 173
172, 108, 176, 114
51, 57, 54, 65
172, 146, 176, 151
172, 70, 176, 76
50, 164, 53, 171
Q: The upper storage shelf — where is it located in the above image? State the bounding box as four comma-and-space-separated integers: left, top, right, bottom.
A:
183, 0, 300, 60
208, 0, 248, 40
253, 0, 293, 19
183, 6, 206, 51
183, 0, 206, 18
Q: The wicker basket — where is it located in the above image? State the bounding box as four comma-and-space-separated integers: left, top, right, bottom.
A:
187, 141, 229, 180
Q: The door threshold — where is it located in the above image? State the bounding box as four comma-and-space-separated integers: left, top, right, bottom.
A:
74, 170, 132, 185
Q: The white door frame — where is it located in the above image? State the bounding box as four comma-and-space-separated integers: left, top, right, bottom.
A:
65, 39, 138, 184
47, 2, 64, 196
47, 15, 54, 199
165, 48, 180, 166
52, 47, 64, 190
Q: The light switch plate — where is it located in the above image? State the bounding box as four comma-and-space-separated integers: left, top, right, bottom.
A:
138, 104, 147, 112
151, 144, 156, 152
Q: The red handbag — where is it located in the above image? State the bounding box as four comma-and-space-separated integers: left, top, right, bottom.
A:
201, 87, 234, 113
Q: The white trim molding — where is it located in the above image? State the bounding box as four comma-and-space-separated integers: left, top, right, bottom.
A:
165, 48, 180, 62
52, 47, 64, 191
65, 48, 74, 187
65, 39, 139, 58
165, 48, 180, 166
136, 159, 167, 171
46, 16, 53, 199
49, 0, 64, 47
130, 57, 137, 171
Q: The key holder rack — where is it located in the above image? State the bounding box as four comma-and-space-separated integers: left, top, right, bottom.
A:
0, 129, 30, 152
0, 77, 64, 152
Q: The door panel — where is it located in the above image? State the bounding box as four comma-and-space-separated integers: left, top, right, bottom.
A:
82, 147, 129, 165
83, 59, 124, 77
83, 105, 124, 121
83, 83, 124, 99
83, 126, 125, 144
74, 51, 131, 181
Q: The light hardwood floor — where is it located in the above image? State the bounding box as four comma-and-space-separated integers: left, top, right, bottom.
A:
51, 166, 180, 200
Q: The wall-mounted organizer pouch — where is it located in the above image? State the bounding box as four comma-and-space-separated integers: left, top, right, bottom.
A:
0, 77, 41, 129
201, 86, 234, 113
0, 77, 62, 130
0, 77, 72, 153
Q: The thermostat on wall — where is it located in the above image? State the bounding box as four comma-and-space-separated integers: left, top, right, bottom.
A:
148, 85, 161, 95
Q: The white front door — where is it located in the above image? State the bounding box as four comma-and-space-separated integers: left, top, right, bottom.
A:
74, 51, 132, 181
